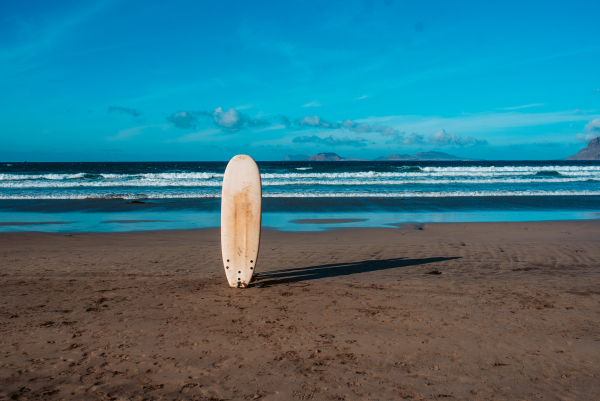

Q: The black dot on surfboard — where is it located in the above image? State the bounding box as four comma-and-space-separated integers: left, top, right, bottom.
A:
226, 266, 229, 269
227, 259, 229, 262
250, 267, 253, 270
237, 278, 241, 281
238, 271, 241, 274
250, 260, 253, 263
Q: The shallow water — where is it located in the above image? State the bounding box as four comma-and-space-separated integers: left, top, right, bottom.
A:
1, 161, 599, 232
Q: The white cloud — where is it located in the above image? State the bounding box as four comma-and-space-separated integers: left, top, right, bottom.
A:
501, 103, 545, 110
584, 118, 600, 133
254, 124, 286, 133
576, 133, 595, 142
355, 95, 369, 100
168, 128, 221, 143
106, 125, 167, 141
299, 115, 333, 127
402, 132, 425, 145
166, 111, 198, 129
167, 107, 268, 131
356, 110, 600, 136
213, 107, 239, 128
301, 101, 321, 107
428, 129, 488, 147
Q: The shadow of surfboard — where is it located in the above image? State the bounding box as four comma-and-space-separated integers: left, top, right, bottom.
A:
255, 256, 461, 286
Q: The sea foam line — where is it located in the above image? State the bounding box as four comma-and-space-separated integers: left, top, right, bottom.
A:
0, 177, 599, 188
1, 190, 600, 200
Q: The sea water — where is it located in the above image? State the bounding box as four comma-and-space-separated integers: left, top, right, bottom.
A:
1, 160, 599, 231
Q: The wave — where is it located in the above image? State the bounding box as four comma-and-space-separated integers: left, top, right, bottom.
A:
535, 171, 562, 177
2, 172, 600, 183
1, 176, 598, 188
1, 190, 600, 200
3, 166, 600, 182
0, 172, 223, 181
395, 166, 424, 172
0, 173, 88, 181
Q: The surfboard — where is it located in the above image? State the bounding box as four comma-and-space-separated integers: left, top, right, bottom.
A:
221, 155, 262, 288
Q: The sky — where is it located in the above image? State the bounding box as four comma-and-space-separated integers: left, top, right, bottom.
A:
1, 0, 599, 161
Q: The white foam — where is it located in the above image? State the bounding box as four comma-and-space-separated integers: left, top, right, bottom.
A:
1, 190, 600, 200
1, 176, 598, 188
0, 173, 87, 180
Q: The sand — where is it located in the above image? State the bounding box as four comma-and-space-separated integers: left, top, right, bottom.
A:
1, 220, 599, 400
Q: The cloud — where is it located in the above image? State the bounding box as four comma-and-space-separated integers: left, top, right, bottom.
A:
106, 125, 166, 141
500, 103, 545, 111
342, 119, 399, 136
213, 107, 269, 131
292, 115, 488, 147
166, 111, 198, 129
234, 104, 253, 110
428, 129, 488, 147
254, 124, 286, 133
584, 118, 600, 133
355, 95, 369, 100
278, 115, 292, 127
301, 101, 321, 108
108, 106, 143, 118
576, 133, 596, 142
296, 115, 402, 139
167, 107, 268, 132
402, 132, 426, 145
168, 128, 221, 143
297, 115, 340, 128
213, 107, 240, 128
292, 135, 368, 147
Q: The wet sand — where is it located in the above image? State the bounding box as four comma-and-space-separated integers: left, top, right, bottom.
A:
290, 219, 369, 224
1, 220, 600, 400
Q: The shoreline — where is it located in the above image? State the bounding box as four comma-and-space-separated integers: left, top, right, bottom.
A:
1, 221, 600, 399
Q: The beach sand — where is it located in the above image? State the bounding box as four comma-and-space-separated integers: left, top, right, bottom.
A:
1, 221, 599, 400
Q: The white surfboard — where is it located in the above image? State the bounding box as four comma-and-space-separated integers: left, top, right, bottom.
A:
221, 155, 262, 288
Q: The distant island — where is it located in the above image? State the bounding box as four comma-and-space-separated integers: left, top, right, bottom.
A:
284, 151, 472, 161
567, 136, 600, 160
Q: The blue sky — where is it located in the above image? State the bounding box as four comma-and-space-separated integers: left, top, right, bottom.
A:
1, 0, 599, 161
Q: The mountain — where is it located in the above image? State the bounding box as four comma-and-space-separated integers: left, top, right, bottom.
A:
285, 153, 366, 161
306, 153, 343, 161
285, 154, 310, 161
285, 151, 469, 161
374, 153, 412, 160
375, 151, 468, 161
567, 136, 600, 160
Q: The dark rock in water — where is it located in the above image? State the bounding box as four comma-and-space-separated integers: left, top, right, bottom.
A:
128, 200, 147, 204
567, 136, 600, 160
426, 270, 442, 275
285, 154, 309, 161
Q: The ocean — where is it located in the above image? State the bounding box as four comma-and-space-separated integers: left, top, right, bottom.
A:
1, 160, 599, 231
